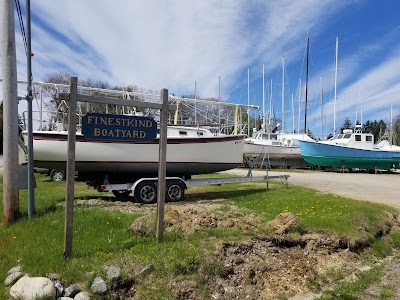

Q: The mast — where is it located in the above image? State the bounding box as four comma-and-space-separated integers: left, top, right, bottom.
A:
281, 56, 285, 132
262, 64, 265, 132
334, 37, 339, 135
297, 78, 301, 133
390, 105, 393, 146
304, 37, 309, 134
269, 79, 273, 127
291, 93, 295, 134
247, 67, 250, 136
320, 77, 323, 139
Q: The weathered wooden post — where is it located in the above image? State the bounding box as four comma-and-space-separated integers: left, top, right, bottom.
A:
64, 76, 77, 257
156, 89, 168, 242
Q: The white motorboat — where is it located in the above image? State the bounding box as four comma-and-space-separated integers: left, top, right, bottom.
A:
244, 130, 314, 168
299, 128, 400, 171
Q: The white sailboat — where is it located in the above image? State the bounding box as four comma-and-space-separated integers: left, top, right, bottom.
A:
244, 46, 314, 168
23, 125, 246, 185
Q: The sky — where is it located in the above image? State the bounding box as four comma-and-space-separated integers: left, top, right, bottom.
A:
1, 0, 400, 139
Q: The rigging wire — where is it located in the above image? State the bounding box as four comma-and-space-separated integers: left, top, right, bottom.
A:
15, 0, 28, 56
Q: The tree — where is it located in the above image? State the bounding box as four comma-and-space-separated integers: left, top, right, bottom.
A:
43, 72, 112, 130
340, 117, 353, 133
393, 114, 400, 145
363, 119, 388, 143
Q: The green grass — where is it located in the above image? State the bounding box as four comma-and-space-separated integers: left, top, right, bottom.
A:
317, 266, 384, 299
0, 172, 399, 299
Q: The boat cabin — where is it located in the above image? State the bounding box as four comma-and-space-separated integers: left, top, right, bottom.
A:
323, 129, 374, 150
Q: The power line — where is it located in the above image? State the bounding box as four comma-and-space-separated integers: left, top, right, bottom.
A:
14, 0, 27, 55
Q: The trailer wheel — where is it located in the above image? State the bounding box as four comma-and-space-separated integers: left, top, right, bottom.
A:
135, 181, 157, 204
112, 190, 132, 198
50, 169, 65, 182
166, 181, 185, 202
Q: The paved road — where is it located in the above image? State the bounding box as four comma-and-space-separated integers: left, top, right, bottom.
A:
222, 168, 400, 209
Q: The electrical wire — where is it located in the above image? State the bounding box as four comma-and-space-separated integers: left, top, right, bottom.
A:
14, 0, 28, 56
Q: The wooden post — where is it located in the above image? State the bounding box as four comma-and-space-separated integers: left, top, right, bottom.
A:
156, 89, 168, 242
64, 77, 77, 257
2, 0, 20, 225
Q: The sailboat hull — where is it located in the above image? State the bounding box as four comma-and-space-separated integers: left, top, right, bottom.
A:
26, 130, 245, 177
244, 143, 309, 168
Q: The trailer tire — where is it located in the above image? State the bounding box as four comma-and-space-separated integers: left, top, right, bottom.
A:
135, 181, 157, 204
50, 169, 65, 182
112, 190, 132, 198
166, 180, 185, 202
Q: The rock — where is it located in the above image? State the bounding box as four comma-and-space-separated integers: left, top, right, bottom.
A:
267, 212, 298, 234
7, 265, 22, 275
138, 264, 154, 277
59, 297, 74, 300
54, 280, 64, 297
4, 272, 24, 286
64, 283, 81, 297
9, 276, 56, 300
74, 291, 91, 300
90, 277, 107, 294
47, 273, 60, 282
105, 265, 121, 280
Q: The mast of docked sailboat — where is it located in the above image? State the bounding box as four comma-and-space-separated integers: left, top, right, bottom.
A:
304, 37, 309, 134
262, 64, 266, 132
291, 93, 295, 134
333, 37, 339, 135
281, 56, 285, 133
320, 77, 323, 139
247, 67, 250, 136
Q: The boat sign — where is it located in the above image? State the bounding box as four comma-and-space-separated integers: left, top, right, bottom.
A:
82, 112, 157, 141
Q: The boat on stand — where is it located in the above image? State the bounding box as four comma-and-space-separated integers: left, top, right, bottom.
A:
22, 125, 246, 186
244, 124, 315, 169
298, 126, 400, 171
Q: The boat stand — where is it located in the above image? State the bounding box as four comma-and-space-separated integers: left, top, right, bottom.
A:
339, 162, 348, 173
374, 164, 382, 174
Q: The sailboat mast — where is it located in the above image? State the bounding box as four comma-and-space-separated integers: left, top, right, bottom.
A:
282, 56, 285, 132
291, 93, 295, 134
334, 37, 339, 135
320, 77, 323, 139
269, 79, 273, 127
304, 37, 309, 134
297, 78, 301, 133
262, 64, 265, 131
247, 67, 250, 136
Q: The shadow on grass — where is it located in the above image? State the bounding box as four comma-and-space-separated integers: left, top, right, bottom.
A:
18, 203, 59, 219
75, 188, 270, 205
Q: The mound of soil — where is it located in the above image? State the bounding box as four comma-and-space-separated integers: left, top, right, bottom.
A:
76, 198, 400, 300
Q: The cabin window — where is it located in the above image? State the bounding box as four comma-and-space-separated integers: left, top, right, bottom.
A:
337, 134, 344, 139
197, 132, 204, 136
179, 131, 187, 135
262, 134, 269, 139
355, 135, 361, 141
270, 134, 277, 140
343, 134, 351, 138
366, 135, 373, 142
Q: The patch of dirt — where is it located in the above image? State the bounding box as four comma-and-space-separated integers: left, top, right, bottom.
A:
76, 197, 400, 300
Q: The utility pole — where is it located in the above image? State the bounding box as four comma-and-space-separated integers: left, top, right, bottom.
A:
1, 0, 20, 224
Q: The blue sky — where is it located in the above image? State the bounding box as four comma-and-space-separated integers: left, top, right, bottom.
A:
2, 0, 400, 139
